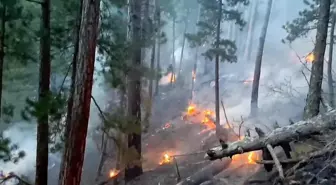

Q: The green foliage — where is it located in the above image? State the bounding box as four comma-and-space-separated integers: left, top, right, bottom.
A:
282, 0, 334, 43
186, 0, 248, 62
21, 90, 68, 153
0, 135, 25, 163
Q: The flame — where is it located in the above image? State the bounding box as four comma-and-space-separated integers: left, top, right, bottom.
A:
187, 104, 196, 115
159, 72, 176, 85
201, 110, 216, 130
243, 77, 254, 84
305, 52, 314, 63
248, 152, 258, 164
159, 152, 172, 165
109, 169, 119, 178
192, 70, 196, 82
170, 72, 176, 83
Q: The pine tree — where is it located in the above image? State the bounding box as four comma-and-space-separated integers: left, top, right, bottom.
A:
188, 0, 247, 142
303, 0, 331, 119
58, 0, 101, 184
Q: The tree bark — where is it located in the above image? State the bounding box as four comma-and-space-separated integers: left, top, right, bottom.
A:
0, 4, 6, 119
206, 109, 336, 161
215, 0, 222, 129
148, 0, 158, 101
190, 47, 198, 101
176, 159, 231, 185
250, 0, 273, 117
328, 11, 336, 108
244, 0, 258, 61
170, 16, 176, 84
125, 0, 143, 181
177, 11, 190, 78
303, 0, 331, 119
58, 2, 82, 184
58, 0, 100, 184
35, 0, 50, 185
154, 5, 161, 96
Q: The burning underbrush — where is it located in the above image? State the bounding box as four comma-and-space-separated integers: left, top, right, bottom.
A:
143, 102, 261, 173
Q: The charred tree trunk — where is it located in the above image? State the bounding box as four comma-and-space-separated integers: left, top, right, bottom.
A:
58, 0, 100, 184
190, 47, 198, 101
154, 6, 161, 96
58, 2, 82, 184
178, 11, 190, 78
206, 109, 336, 160
328, 11, 336, 108
144, 3, 157, 132
0, 5, 6, 119
125, 0, 143, 181
244, 0, 258, 61
303, 0, 331, 119
215, 0, 222, 129
250, 0, 273, 117
148, 0, 158, 102
170, 16, 176, 84
35, 0, 51, 185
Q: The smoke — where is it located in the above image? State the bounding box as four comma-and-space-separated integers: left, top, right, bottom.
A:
0, 53, 107, 184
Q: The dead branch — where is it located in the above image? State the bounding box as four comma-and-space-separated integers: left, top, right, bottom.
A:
205, 109, 336, 160
266, 144, 284, 180
256, 158, 300, 165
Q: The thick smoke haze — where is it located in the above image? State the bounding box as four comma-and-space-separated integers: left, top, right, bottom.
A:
0, 0, 329, 184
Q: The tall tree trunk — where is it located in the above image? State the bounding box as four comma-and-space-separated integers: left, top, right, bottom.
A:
58, 1, 82, 184
178, 11, 190, 78
244, 0, 259, 61
250, 0, 273, 117
0, 5, 6, 119
125, 0, 143, 181
154, 6, 161, 96
190, 47, 198, 101
145, 10, 156, 132
170, 16, 176, 84
328, 11, 336, 108
303, 0, 331, 119
58, 0, 100, 184
35, 0, 51, 185
191, 5, 201, 100
148, 0, 157, 104
215, 0, 222, 129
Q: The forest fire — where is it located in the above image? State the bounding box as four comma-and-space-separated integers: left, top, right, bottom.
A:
109, 169, 120, 178
187, 104, 196, 115
159, 153, 173, 165
305, 52, 315, 63
243, 77, 254, 84
192, 70, 196, 82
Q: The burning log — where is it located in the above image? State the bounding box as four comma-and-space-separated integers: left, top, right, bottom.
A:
176, 159, 231, 185
205, 110, 336, 160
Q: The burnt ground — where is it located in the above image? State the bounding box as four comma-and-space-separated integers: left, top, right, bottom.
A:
125, 83, 336, 185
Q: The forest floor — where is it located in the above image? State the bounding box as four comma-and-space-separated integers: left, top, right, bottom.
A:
126, 83, 336, 185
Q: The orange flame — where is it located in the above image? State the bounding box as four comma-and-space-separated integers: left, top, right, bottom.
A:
169, 72, 176, 83
109, 169, 119, 178
305, 52, 314, 63
243, 77, 254, 84
187, 104, 196, 115
159, 153, 172, 165
248, 152, 258, 164
192, 70, 196, 82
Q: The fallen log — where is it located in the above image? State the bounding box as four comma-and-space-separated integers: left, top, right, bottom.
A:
176, 158, 231, 185
205, 110, 336, 160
